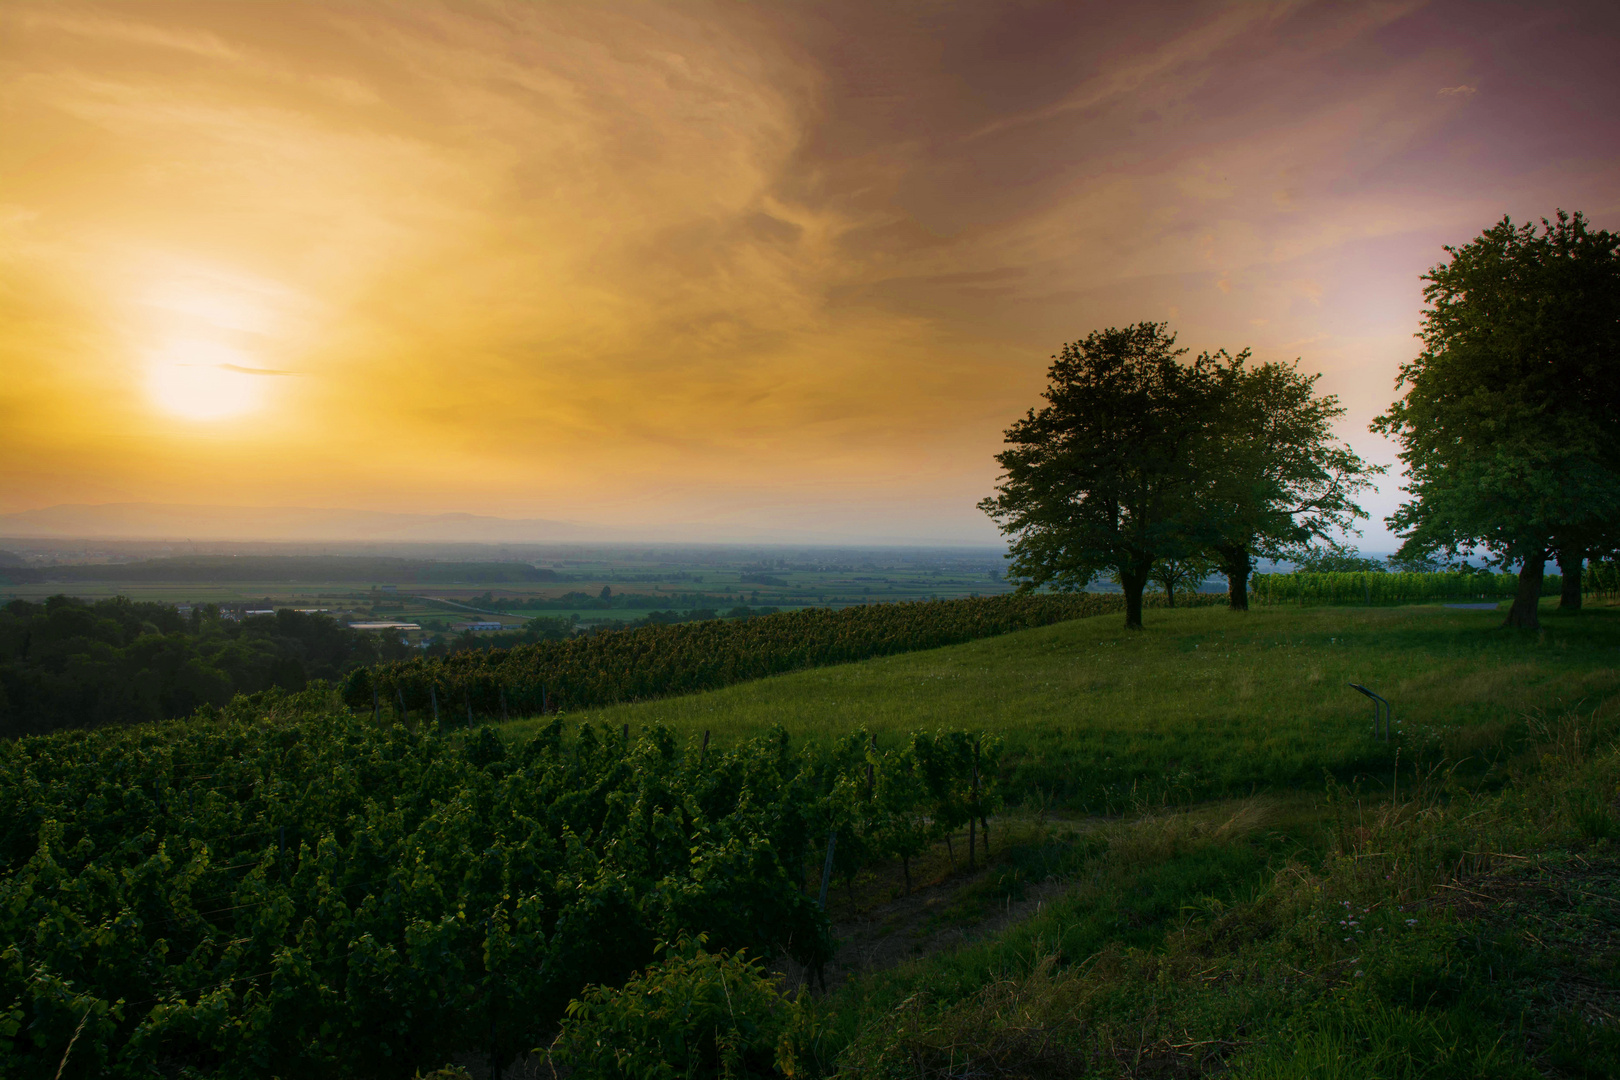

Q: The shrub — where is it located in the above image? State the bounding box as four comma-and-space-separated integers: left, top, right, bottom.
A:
552, 935, 797, 1080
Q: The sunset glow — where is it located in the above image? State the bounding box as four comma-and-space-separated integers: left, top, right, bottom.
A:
3, 2, 1618, 543
146, 341, 267, 421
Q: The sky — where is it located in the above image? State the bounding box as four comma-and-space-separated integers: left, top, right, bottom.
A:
3, 1, 1618, 546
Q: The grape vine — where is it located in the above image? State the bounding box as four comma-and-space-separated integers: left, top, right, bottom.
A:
1, 689, 1001, 1078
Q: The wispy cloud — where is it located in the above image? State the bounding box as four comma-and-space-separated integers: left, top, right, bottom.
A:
219, 364, 298, 376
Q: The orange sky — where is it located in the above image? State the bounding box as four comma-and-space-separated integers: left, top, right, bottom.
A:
3, 1, 1618, 544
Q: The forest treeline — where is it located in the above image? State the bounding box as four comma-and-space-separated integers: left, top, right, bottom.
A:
0, 597, 419, 738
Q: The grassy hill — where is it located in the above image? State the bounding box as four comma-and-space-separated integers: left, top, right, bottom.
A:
509, 601, 1620, 1076
506, 602, 1620, 810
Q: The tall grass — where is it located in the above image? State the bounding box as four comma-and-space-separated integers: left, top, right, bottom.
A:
813, 697, 1620, 1078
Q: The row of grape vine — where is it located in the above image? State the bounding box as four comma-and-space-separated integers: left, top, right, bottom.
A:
1, 688, 999, 1079
343, 592, 1219, 720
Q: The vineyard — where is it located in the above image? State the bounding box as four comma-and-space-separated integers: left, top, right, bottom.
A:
1249, 569, 1563, 605
0, 688, 1000, 1078
343, 591, 1221, 722
1588, 559, 1620, 598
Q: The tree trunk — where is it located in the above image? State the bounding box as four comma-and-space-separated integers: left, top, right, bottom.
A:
1504, 547, 1546, 629
1557, 547, 1584, 610
1218, 546, 1251, 611
1165, 580, 1177, 608
1120, 567, 1148, 630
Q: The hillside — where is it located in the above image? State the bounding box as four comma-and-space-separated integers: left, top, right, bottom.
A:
513, 602, 1620, 1076
508, 602, 1620, 809
3, 600, 1616, 1077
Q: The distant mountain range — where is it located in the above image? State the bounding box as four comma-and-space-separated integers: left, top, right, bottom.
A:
0, 503, 1001, 547
0, 504, 601, 543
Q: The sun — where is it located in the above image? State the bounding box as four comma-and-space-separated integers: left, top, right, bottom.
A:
147, 340, 267, 421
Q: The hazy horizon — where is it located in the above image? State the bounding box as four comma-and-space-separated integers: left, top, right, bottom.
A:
0, 499, 1004, 547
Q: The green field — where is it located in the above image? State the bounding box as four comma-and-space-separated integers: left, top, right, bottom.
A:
0, 547, 1040, 642
0, 546, 1021, 609
507, 601, 1620, 810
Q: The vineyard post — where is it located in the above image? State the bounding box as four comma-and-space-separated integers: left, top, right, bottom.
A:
866, 735, 875, 801
818, 831, 837, 910
622, 722, 629, 745
976, 736, 990, 855
700, 729, 710, 766
431, 684, 440, 725
968, 738, 981, 869
397, 685, 408, 724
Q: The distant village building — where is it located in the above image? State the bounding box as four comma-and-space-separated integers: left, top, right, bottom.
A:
453, 620, 504, 632
348, 621, 422, 631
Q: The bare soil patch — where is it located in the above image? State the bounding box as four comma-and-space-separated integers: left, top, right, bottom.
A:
781, 812, 1104, 994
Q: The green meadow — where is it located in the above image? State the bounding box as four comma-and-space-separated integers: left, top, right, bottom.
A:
505, 601, 1620, 810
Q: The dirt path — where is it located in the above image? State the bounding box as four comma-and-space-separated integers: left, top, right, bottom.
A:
461, 814, 1102, 1078
779, 813, 1104, 994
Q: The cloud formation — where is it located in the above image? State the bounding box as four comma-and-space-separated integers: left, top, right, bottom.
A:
2, 0, 1618, 542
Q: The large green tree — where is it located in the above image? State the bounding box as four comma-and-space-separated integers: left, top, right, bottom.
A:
1202, 361, 1382, 610
979, 323, 1230, 629
1372, 211, 1620, 629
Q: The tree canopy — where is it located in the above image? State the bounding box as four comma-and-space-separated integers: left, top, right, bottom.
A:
1372, 210, 1620, 628
1200, 360, 1380, 609
982, 323, 1374, 627
979, 323, 1229, 628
